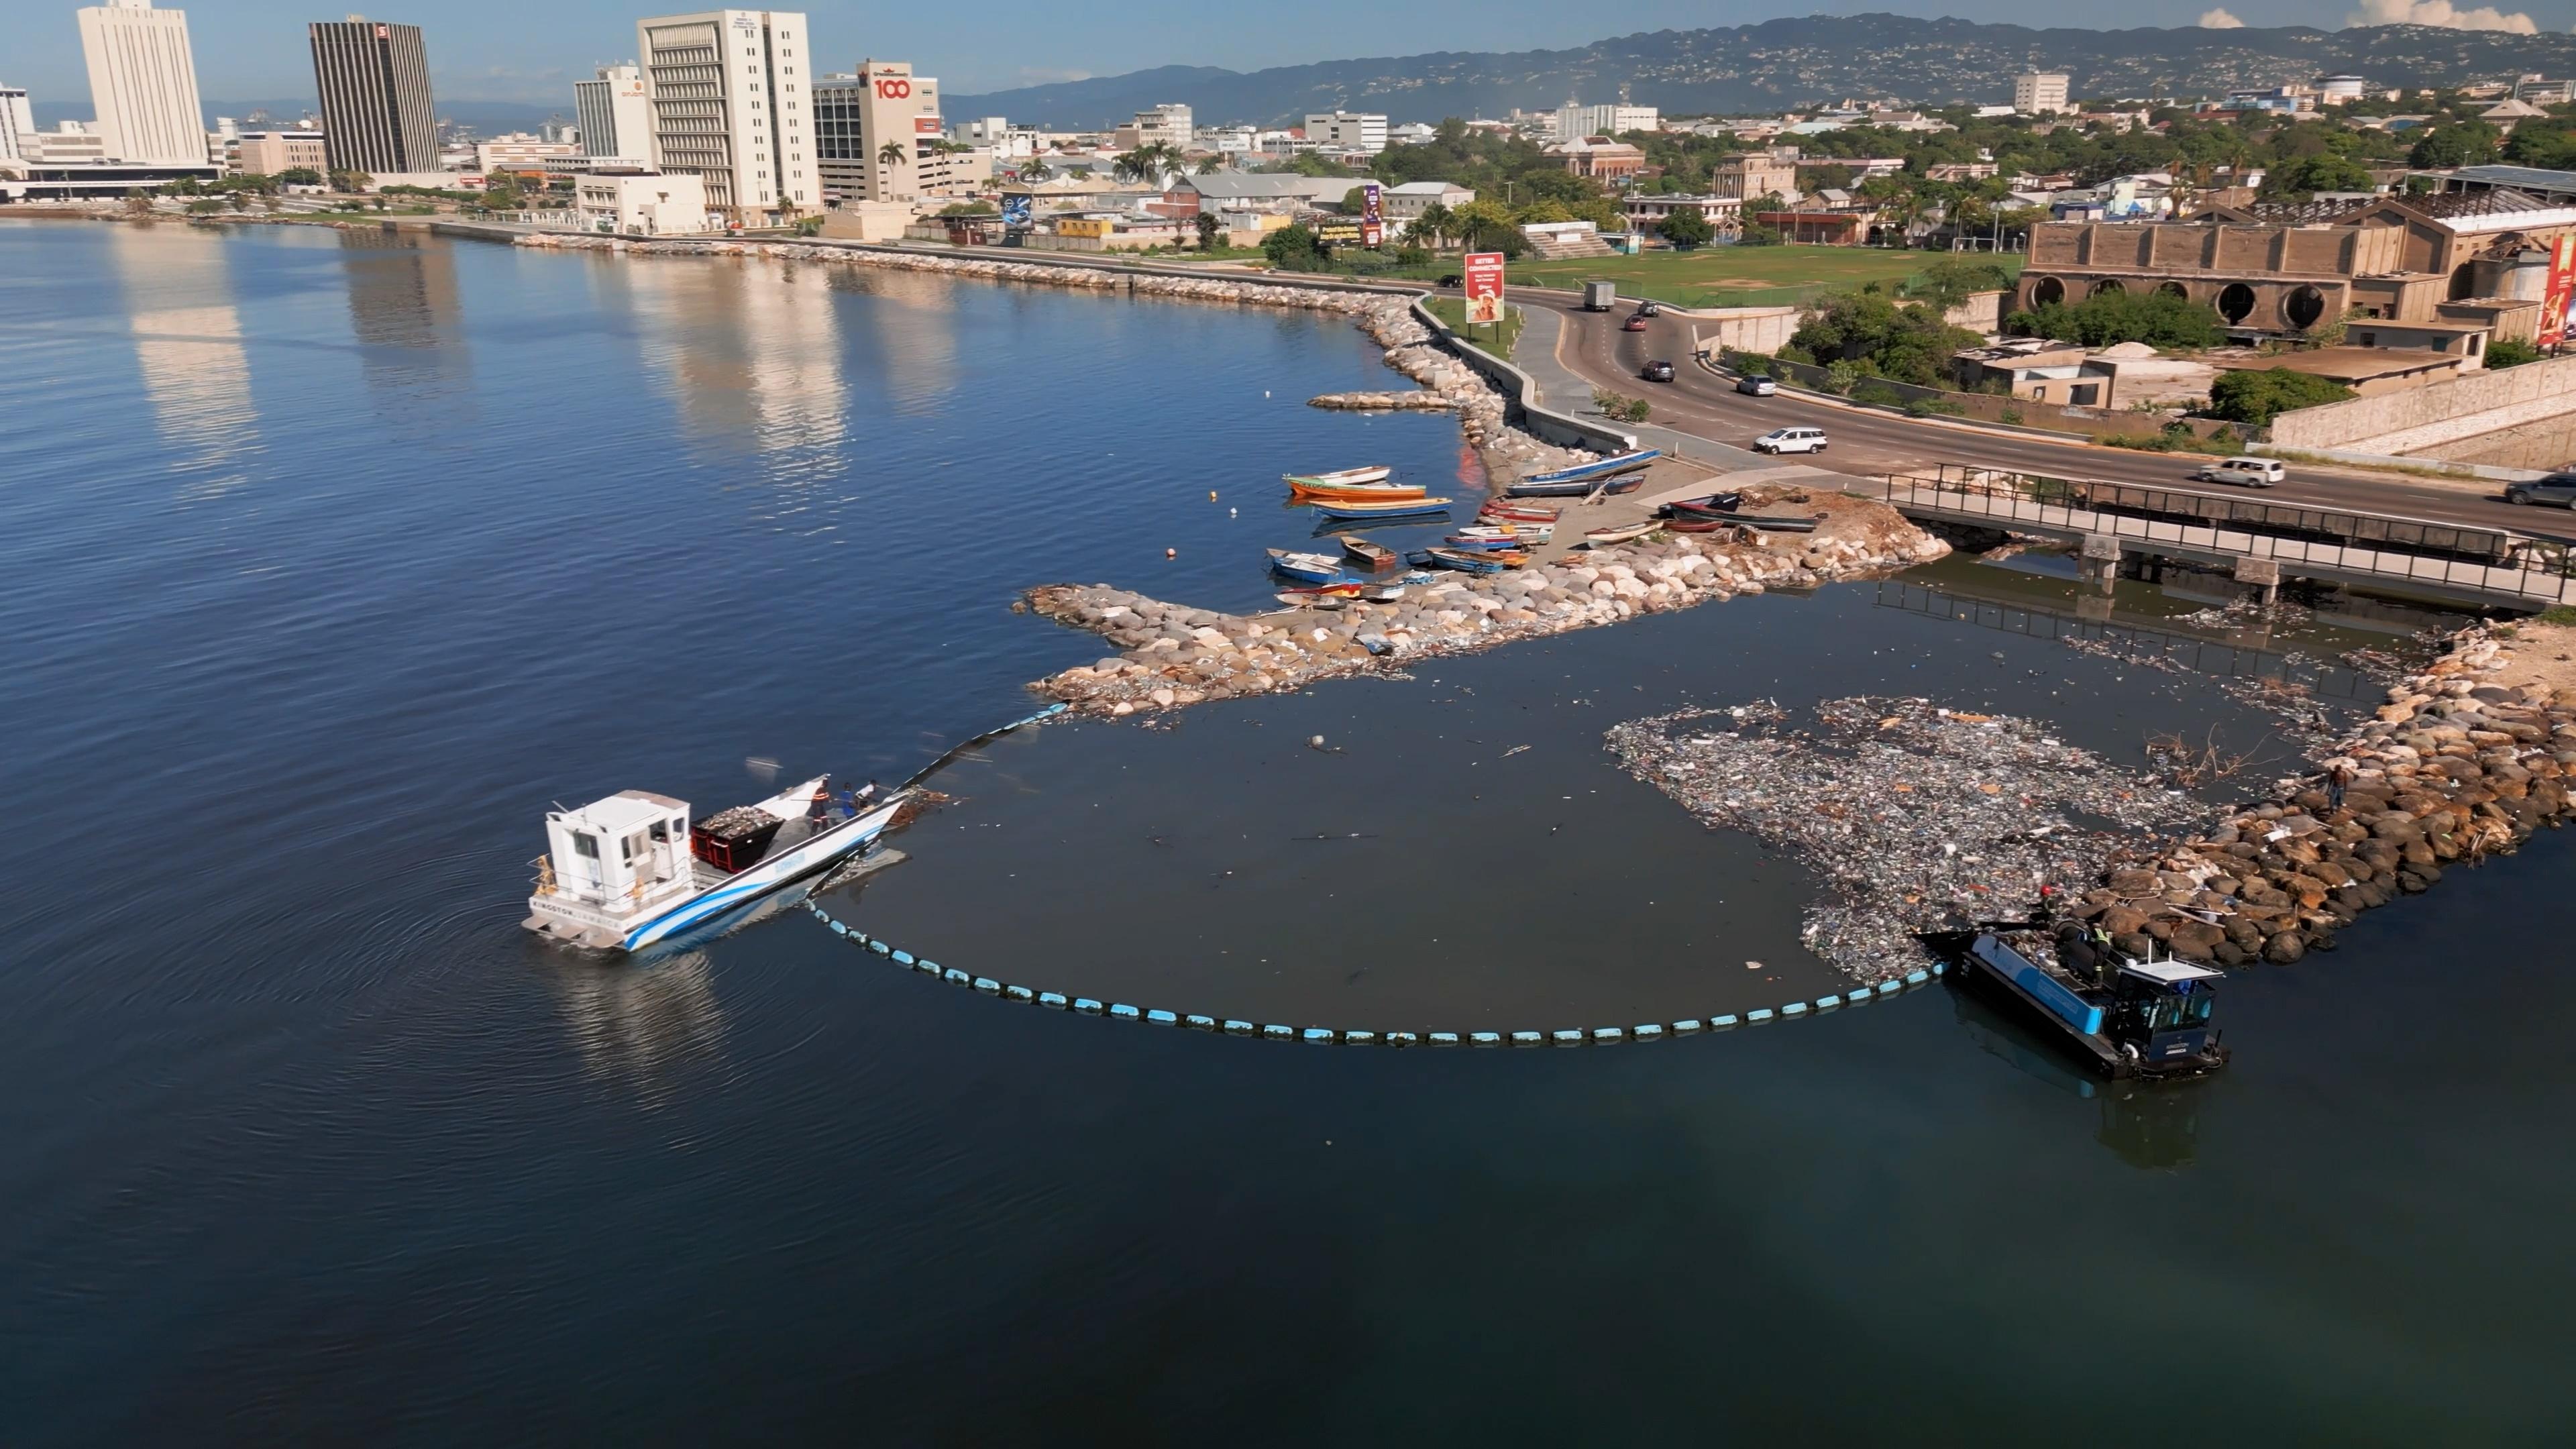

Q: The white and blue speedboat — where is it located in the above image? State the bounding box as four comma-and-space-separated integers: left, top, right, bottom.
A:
523, 777, 906, 953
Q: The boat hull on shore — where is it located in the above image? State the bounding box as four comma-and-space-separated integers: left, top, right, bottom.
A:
1311, 496, 1453, 521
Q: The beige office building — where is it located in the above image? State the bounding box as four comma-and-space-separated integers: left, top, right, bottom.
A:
76, 0, 207, 164
814, 60, 939, 203
575, 63, 651, 164
236, 129, 326, 176
2013, 72, 2073, 115
636, 9, 816, 223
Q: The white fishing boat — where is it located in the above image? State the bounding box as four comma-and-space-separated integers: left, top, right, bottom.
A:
523, 776, 906, 953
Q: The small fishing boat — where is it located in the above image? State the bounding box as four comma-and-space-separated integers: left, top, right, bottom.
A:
1663, 492, 1743, 519
1444, 531, 1523, 551
1736, 514, 1825, 534
1507, 473, 1646, 499
1338, 535, 1400, 569
1514, 447, 1661, 489
1267, 547, 1350, 583
1282, 465, 1393, 489
1310, 495, 1454, 521
1288, 479, 1429, 502
1478, 502, 1561, 525
1356, 582, 1409, 602
525, 778, 908, 953
1662, 517, 1739, 534
1279, 580, 1365, 598
1275, 591, 1350, 610
1424, 547, 1528, 574
1583, 521, 1660, 547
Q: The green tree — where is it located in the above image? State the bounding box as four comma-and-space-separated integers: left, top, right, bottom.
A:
1907, 256, 2014, 311
1656, 205, 1715, 249
2408, 122, 2501, 170
878, 140, 910, 168
2502, 124, 2576, 171
1411, 201, 1452, 248
2485, 337, 2544, 369
1196, 156, 1223, 176
1261, 223, 1322, 268
1285, 152, 1341, 178
2206, 368, 2355, 426
1737, 221, 1784, 246
228, 190, 250, 212
1017, 158, 1053, 181
2004, 290, 2223, 350
327, 168, 370, 194
1193, 211, 1221, 249
2261, 153, 2372, 201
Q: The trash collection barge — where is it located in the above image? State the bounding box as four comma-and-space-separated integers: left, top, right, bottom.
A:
1924, 929, 2229, 1081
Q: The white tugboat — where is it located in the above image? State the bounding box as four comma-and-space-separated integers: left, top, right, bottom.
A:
523, 776, 906, 953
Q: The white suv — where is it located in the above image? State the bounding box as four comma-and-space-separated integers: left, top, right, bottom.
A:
2191, 457, 2284, 488
1754, 427, 1828, 455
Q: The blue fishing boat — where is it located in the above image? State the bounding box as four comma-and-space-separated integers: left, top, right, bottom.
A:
1309, 495, 1454, 522
1423, 546, 1525, 574
1509, 447, 1660, 496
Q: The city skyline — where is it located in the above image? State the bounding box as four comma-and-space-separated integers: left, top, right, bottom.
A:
9, 1, 2576, 115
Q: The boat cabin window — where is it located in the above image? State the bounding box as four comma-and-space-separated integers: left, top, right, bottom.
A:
572, 832, 600, 859
649, 820, 672, 842
623, 830, 648, 862
2140, 989, 2214, 1032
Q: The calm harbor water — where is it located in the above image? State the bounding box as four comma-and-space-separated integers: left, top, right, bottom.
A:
3, 221, 2570, 1443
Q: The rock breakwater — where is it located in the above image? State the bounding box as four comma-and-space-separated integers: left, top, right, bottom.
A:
1026, 489, 1949, 716
2066, 623, 2576, 967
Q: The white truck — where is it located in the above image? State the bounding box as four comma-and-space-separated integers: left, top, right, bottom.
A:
1581, 280, 1618, 312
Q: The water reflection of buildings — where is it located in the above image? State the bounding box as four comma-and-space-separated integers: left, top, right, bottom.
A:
335, 230, 470, 409
625, 256, 861, 521
545, 950, 729, 1106
103, 225, 260, 497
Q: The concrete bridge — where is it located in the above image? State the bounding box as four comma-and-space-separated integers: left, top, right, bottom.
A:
1872, 468, 2576, 612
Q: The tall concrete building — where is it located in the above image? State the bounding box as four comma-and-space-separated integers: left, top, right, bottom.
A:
814, 59, 936, 204
2013, 72, 2073, 115
309, 17, 438, 176
76, 1, 207, 164
1, 83, 34, 163
1304, 111, 1388, 155
574, 63, 650, 162
636, 9, 815, 224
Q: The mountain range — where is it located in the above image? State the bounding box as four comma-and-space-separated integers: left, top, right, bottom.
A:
945, 16, 2576, 129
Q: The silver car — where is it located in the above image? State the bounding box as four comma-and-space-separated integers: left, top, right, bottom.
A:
2504, 473, 2576, 507
1736, 374, 1778, 396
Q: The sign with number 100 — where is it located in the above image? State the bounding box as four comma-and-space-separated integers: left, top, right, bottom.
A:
876, 76, 912, 99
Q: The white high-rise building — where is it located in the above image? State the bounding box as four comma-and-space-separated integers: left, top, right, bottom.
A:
1, 83, 34, 163
76, 0, 207, 164
814, 59, 939, 203
636, 9, 816, 223
1557, 103, 1658, 142
2012, 72, 2073, 115
575, 63, 651, 163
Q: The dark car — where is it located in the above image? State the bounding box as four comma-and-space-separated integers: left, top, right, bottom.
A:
1621, 314, 1650, 332
2504, 472, 2576, 506
1437, 273, 1462, 288
1642, 359, 1676, 382
1637, 301, 1662, 318
1736, 374, 1778, 396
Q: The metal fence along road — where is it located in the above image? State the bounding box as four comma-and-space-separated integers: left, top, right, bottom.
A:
1879, 471, 2576, 610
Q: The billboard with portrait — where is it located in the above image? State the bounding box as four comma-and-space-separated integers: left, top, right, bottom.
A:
2542, 235, 2576, 349
1462, 251, 1505, 325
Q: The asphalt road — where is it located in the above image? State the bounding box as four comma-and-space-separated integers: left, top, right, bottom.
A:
1521, 290, 2564, 536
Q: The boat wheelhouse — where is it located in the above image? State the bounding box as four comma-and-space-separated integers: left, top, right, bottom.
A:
524, 776, 904, 953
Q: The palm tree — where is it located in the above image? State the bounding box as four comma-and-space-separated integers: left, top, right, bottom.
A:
1414, 201, 1451, 250
878, 140, 909, 168
1195, 156, 1223, 176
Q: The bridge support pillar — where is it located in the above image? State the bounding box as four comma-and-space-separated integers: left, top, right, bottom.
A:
2078, 533, 2122, 596
2233, 555, 2282, 606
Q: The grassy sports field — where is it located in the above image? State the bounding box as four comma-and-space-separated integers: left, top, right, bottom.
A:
1504, 247, 2024, 308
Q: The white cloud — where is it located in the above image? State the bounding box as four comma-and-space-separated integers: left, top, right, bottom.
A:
2345, 0, 2538, 32
2198, 8, 2247, 25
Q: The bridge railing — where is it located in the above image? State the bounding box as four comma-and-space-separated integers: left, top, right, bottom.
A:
1878, 471, 2576, 608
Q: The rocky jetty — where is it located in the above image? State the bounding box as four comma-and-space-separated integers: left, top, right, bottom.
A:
2068, 625, 2576, 967
1026, 489, 1950, 716
1308, 391, 1459, 411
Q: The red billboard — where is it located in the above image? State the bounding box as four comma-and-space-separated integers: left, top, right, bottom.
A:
2542, 234, 2576, 349
1360, 182, 1383, 248
914, 117, 943, 135
1462, 251, 1505, 325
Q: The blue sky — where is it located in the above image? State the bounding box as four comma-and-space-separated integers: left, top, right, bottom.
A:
11, 1, 2570, 109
